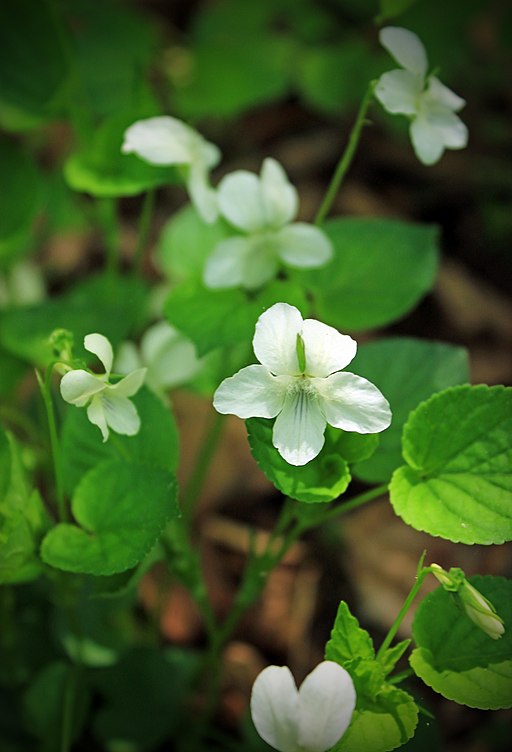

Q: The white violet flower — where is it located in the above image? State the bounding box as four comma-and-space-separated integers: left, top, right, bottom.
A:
121, 116, 221, 223
213, 302, 391, 466
250, 661, 356, 752
60, 333, 146, 442
203, 158, 332, 290
375, 26, 468, 165
115, 321, 202, 395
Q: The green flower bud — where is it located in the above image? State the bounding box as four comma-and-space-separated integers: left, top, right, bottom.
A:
458, 580, 505, 641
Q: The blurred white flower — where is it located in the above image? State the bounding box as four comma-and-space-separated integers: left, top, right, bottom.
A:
203, 158, 332, 290
115, 321, 202, 395
121, 116, 221, 222
213, 303, 391, 466
250, 661, 356, 752
60, 333, 146, 442
375, 27, 468, 165
0, 261, 46, 309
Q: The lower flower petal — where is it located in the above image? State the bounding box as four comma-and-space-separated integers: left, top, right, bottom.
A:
213, 365, 288, 419
276, 223, 333, 269
410, 115, 445, 165
250, 666, 300, 752
102, 395, 141, 437
86, 395, 109, 442
298, 662, 356, 752
187, 164, 219, 224
315, 372, 391, 434
272, 390, 326, 466
203, 237, 250, 289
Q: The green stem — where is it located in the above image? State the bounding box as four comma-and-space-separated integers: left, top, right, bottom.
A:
60, 665, 79, 752
97, 198, 119, 274
36, 367, 67, 521
314, 81, 376, 226
181, 410, 226, 525
304, 483, 388, 530
377, 554, 430, 660
133, 189, 156, 275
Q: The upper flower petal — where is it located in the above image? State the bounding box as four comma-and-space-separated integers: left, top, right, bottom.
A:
315, 372, 392, 434
108, 368, 146, 398
276, 223, 333, 269
272, 389, 326, 466
87, 395, 109, 442
253, 303, 303, 376
102, 394, 141, 436
426, 76, 465, 113
297, 662, 356, 752
300, 320, 357, 377
375, 69, 423, 115
217, 170, 267, 232
213, 364, 289, 419
250, 666, 300, 752
379, 27, 428, 77
187, 163, 219, 223
84, 333, 113, 376
409, 114, 445, 165
260, 158, 298, 229
60, 370, 106, 407
121, 116, 197, 166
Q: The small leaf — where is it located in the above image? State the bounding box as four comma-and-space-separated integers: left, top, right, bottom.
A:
41, 460, 178, 575
351, 338, 469, 483
61, 387, 180, 494
390, 385, 512, 544
325, 601, 375, 664
247, 418, 351, 503
377, 0, 419, 22
301, 218, 439, 330
410, 575, 512, 709
379, 639, 412, 675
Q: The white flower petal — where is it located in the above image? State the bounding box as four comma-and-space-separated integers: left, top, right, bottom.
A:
301, 320, 357, 377
375, 69, 423, 115
316, 372, 392, 433
84, 333, 113, 375
242, 235, 279, 290
213, 364, 288, 419
218, 170, 267, 232
141, 323, 201, 389
102, 395, 141, 437
426, 76, 465, 112
425, 106, 468, 149
121, 116, 196, 166
276, 223, 333, 269
60, 370, 106, 407
115, 342, 142, 375
203, 237, 251, 289
272, 390, 326, 466
379, 27, 428, 77
253, 303, 303, 376
187, 163, 219, 223
409, 115, 445, 165
250, 666, 300, 752
87, 395, 109, 442
298, 662, 356, 752
108, 368, 146, 398
260, 158, 298, 228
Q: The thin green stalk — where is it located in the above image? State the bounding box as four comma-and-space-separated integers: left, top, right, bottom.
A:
377, 553, 430, 660
36, 367, 67, 521
60, 665, 79, 752
314, 81, 376, 226
304, 483, 389, 530
133, 189, 156, 274
181, 410, 226, 525
97, 198, 119, 274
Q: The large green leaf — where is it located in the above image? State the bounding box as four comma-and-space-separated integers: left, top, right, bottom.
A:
165, 278, 309, 357
0, 140, 42, 241
61, 387, 179, 494
65, 113, 178, 198
0, 0, 68, 118
410, 576, 512, 709
390, 385, 512, 544
351, 338, 469, 483
247, 418, 352, 503
157, 205, 231, 282
326, 601, 418, 752
301, 218, 439, 330
0, 273, 146, 366
41, 460, 178, 575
